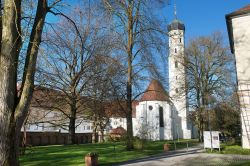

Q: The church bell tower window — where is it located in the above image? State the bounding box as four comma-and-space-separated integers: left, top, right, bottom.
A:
175, 61, 178, 68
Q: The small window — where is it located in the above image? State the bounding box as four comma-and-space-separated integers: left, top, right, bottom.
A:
175, 48, 177, 53
176, 76, 178, 80
175, 88, 179, 93
87, 126, 90, 130
180, 38, 182, 43
175, 61, 178, 68
148, 105, 153, 110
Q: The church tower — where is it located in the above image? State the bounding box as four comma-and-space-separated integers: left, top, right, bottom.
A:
168, 11, 191, 139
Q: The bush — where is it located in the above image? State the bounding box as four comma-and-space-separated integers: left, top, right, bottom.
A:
133, 137, 147, 150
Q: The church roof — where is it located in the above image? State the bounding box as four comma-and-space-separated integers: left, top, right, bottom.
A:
226, 4, 250, 18
140, 80, 169, 101
168, 19, 185, 32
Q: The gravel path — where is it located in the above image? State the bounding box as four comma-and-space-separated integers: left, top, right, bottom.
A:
115, 145, 250, 166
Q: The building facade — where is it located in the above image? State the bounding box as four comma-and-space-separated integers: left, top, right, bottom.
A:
226, 4, 250, 149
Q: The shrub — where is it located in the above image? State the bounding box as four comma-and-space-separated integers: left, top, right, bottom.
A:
86, 152, 98, 157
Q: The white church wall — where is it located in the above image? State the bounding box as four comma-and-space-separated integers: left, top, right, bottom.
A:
133, 101, 173, 141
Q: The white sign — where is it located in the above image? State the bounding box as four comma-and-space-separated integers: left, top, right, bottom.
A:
204, 131, 220, 149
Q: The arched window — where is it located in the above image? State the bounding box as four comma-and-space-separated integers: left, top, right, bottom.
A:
180, 38, 182, 43
159, 107, 164, 127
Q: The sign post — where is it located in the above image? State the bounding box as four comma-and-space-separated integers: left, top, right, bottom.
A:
204, 131, 220, 151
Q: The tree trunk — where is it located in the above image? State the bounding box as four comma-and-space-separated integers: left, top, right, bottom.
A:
68, 116, 76, 144
126, 1, 134, 150
0, 0, 48, 165
92, 126, 98, 143
0, 0, 21, 163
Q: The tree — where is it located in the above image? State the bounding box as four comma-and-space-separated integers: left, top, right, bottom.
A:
182, 32, 234, 142
0, 0, 72, 164
84, 56, 124, 143
211, 93, 241, 138
102, 0, 167, 150
38, 4, 113, 144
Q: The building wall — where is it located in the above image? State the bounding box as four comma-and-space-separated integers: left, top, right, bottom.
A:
232, 14, 250, 149
20, 132, 92, 146
109, 117, 127, 130
24, 109, 93, 134
133, 101, 172, 140
168, 29, 191, 139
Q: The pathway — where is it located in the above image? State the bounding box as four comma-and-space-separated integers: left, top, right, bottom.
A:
115, 144, 250, 166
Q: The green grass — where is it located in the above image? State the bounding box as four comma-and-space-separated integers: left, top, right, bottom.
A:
230, 160, 250, 166
20, 139, 198, 166
206, 142, 250, 155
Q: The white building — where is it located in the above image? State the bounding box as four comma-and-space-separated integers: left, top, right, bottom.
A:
226, 4, 250, 149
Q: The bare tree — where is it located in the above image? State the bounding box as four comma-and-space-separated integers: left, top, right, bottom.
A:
0, 0, 67, 165
102, 0, 167, 150
182, 32, 234, 142
84, 55, 124, 143
38, 4, 114, 144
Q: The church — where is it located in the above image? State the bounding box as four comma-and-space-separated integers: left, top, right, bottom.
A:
109, 17, 192, 141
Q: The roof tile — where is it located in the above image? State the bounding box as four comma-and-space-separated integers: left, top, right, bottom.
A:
140, 80, 169, 101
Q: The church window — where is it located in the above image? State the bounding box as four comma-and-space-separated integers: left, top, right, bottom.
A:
159, 107, 164, 127
180, 38, 182, 43
175, 61, 178, 68
175, 48, 177, 53
148, 105, 153, 110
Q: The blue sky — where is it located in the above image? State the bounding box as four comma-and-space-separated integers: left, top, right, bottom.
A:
166, 0, 250, 42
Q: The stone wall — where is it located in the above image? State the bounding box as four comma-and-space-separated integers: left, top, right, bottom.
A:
20, 132, 92, 146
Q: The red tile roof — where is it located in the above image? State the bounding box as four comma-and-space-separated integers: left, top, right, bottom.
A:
110, 127, 126, 135
226, 4, 250, 18
104, 100, 138, 118
140, 80, 169, 101
237, 4, 250, 12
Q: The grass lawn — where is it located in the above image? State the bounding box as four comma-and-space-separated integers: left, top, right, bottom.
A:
206, 143, 250, 155
230, 161, 250, 166
20, 139, 198, 166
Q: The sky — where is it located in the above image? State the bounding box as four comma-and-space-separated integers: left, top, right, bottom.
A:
166, 0, 250, 43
